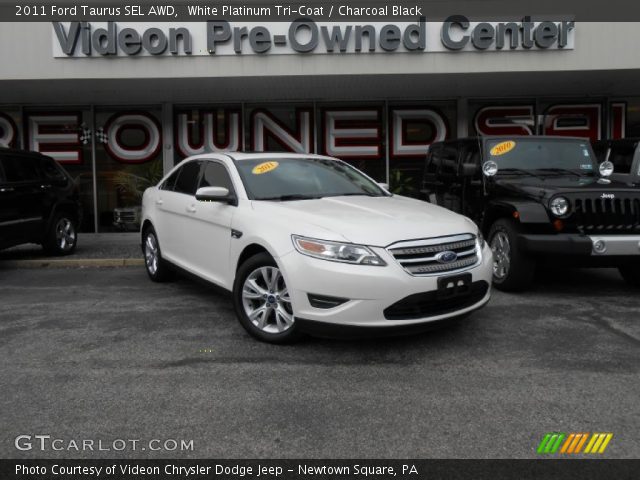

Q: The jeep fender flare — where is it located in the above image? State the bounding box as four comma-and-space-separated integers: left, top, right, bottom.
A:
482, 200, 550, 233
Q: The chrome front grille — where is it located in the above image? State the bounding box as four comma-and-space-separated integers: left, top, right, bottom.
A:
387, 234, 479, 276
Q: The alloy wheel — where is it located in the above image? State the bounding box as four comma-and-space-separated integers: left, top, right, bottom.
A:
242, 266, 294, 334
491, 231, 511, 280
55, 218, 76, 252
144, 233, 159, 275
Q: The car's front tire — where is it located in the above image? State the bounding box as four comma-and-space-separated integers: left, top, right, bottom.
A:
233, 252, 300, 344
142, 226, 172, 282
488, 218, 534, 292
43, 212, 78, 256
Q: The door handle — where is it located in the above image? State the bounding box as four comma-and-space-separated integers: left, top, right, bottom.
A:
0, 187, 14, 193
186, 205, 197, 213
40, 184, 52, 189
155, 199, 164, 206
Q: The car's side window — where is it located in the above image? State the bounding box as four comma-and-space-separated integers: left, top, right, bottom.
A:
1, 156, 40, 183
460, 144, 482, 178
173, 161, 201, 196
160, 168, 182, 191
425, 145, 442, 175
39, 157, 67, 182
199, 161, 235, 193
439, 144, 459, 177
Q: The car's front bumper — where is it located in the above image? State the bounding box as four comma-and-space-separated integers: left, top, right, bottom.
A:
519, 233, 640, 257
277, 243, 493, 328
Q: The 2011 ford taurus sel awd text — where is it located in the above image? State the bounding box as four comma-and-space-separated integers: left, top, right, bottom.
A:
141, 153, 493, 343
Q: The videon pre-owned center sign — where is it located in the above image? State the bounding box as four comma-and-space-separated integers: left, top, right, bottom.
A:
52, 17, 575, 57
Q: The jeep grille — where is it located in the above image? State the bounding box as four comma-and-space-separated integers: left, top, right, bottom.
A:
570, 195, 640, 233
387, 234, 480, 276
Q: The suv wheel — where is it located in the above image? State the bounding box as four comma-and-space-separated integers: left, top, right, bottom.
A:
619, 264, 640, 287
233, 252, 300, 344
43, 213, 77, 256
142, 227, 172, 282
488, 218, 534, 291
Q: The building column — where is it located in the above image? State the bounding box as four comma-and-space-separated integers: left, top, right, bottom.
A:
456, 98, 468, 138
162, 103, 173, 174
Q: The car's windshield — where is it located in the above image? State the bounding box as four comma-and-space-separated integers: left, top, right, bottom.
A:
485, 138, 597, 176
235, 157, 388, 200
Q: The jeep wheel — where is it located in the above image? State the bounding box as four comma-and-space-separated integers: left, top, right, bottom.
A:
43, 213, 77, 256
142, 227, 173, 282
488, 218, 535, 292
233, 252, 301, 344
619, 264, 640, 287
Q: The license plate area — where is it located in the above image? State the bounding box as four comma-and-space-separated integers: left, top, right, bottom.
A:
437, 273, 472, 299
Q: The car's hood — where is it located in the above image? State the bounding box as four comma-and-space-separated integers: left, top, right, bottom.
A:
251, 195, 476, 247
493, 175, 640, 202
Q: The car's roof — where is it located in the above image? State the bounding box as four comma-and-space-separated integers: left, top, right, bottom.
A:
452, 136, 591, 142
225, 152, 336, 161
0, 147, 47, 157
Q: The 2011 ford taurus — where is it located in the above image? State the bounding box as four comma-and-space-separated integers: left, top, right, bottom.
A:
140, 153, 493, 343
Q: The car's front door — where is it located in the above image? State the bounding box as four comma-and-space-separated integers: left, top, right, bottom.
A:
187, 160, 236, 287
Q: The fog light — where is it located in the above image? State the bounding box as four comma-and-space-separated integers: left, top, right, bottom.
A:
593, 239, 607, 254
308, 293, 349, 309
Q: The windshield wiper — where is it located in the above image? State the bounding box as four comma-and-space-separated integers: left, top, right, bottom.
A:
497, 168, 545, 179
330, 192, 381, 197
257, 194, 323, 201
536, 168, 583, 178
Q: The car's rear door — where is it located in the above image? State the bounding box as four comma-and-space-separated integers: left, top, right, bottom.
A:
0, 154, 45, 246
155, 160, 202, 268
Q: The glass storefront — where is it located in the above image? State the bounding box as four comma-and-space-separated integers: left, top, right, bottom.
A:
0, 97, 634, 233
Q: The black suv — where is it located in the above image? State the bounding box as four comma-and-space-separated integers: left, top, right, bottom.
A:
422, 136, 640, 291
0, 148, 81, 255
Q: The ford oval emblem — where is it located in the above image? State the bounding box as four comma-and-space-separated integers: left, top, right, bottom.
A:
436, 251, 458, 264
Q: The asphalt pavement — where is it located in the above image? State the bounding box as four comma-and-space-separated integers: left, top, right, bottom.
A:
0, 266, 638, 459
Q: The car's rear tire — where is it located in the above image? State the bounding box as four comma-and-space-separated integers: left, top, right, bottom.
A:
619, 263, 640, 287
233, 252, 301, 344
43, 213, 77, 256
142, 226, 172, 282
488, 218, 535, 292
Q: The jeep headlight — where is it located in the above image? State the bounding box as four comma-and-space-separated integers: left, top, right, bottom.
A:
476, 230, 485, 249
292, 235, 386, 266
550, 197, 570, 217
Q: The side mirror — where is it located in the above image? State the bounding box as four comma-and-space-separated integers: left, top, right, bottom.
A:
195, 186, 235, 204
461, 163, 481, 177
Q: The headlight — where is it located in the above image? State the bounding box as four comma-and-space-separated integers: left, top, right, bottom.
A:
476, 230, 485, 249
292, 235, 386, 266
550, 197, 570, 217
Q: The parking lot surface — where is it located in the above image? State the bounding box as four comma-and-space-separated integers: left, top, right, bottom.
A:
0, 266, 638, 458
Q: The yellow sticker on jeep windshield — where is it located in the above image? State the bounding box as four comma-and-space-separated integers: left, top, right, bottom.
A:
490, 141, 516, 156
252, 161, 279, 175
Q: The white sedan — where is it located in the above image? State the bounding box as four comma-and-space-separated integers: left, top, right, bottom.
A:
141, 153, 492, 343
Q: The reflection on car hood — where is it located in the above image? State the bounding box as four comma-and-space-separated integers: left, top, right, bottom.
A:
251, 195, 476, 246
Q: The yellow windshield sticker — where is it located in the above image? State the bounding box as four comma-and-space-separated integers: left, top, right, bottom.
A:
490, 141, 516, 156
252, 161, 279, 175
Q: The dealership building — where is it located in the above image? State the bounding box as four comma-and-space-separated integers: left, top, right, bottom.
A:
1, 19, 640, 232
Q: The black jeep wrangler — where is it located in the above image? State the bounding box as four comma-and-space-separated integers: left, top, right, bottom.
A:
422, 136, 640, 291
